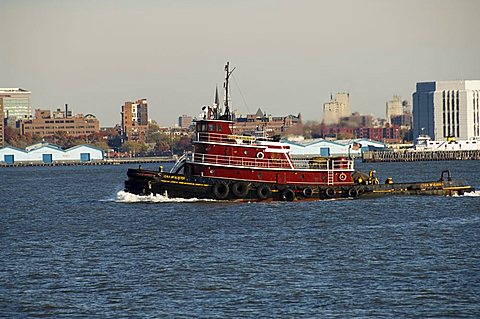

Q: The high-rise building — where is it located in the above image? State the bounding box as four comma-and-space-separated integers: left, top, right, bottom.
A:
0, 88, 31, 121
178, 114, 193, 129
121, 99, 149, 142
386, 95, 403, 124
413, 80, 480, 140
137, 99, 148, 126
323, 92, 350, 125
402, 100, 412, 114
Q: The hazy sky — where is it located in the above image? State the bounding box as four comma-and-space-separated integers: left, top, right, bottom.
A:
2, 0, 480, 127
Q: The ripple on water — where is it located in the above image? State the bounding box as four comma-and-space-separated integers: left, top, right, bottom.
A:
0, 163, 479, 318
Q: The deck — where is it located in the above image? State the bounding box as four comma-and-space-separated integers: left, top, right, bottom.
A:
363, 150, 480, 162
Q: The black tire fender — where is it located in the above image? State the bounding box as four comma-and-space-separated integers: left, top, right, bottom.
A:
325, 187, 336, 198
302, 187, 313, 197
256, 184, 271, 200
212, 181, 229, 199
232, 182, 249, 198
348, 187, 359, 198
281, 188, 295, 202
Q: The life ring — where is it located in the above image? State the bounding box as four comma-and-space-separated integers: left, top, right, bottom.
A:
325, 187, 336, 198
232, 182, 249, 198
281, 188, 295, 202
212, 181, 229, 199
302, 187, 313, 197
348, 187, 359, 198
256, 185, 271, 200
338, 173, 347, 181
256, 152, 265, 159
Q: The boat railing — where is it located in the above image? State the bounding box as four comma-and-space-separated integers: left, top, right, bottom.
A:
195, 132, 259, 145
189, 153, 354, 171
190, 152, 293, 169
169, 153, 187, 173
291, 158, 354, 170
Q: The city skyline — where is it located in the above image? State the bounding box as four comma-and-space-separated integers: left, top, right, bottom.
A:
2, 0, 480, 127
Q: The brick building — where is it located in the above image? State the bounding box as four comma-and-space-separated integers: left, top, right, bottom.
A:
319, 123, 402, 143
21, 107, 100, 137
232, 108, 302, 137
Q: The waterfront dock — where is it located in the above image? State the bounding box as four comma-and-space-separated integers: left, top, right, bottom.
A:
0, 156, 176, 168
363, 150, 480, 162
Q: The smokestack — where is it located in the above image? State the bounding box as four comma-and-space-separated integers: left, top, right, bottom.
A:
65, 104, 68, 118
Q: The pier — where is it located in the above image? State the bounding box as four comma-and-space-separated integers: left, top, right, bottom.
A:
363, 150, 480, 162
0, 156, 176, 168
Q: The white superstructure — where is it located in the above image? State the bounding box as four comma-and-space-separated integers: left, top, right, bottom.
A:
414, 135, 480, 151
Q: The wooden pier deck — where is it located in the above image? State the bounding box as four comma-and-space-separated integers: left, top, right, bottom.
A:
0, 157, 176, 168
363, 150, 480, 162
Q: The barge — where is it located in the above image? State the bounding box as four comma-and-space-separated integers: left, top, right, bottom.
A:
124, 63, 475, 201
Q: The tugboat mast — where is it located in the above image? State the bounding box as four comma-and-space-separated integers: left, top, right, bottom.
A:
223, 61, 235, 120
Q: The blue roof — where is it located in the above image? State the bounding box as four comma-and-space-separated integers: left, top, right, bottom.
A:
0, 145, 28, 153
33, 144, 64, 151
67, 144, 105, 153
283, 138, 350, 148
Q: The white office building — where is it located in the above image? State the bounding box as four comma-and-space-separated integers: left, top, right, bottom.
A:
413, 80, 480, 140
386, 95, 403, 124
322, 92, 350, 125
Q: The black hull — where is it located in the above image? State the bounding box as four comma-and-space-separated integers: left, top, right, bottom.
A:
124, 169, 475, 202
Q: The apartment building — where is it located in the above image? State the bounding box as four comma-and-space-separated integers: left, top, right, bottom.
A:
121, 99, 149, 142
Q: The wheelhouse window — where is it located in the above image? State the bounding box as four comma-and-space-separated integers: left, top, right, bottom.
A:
197, 124, 208, 132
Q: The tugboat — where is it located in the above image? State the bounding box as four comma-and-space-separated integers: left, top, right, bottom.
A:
124, 63, 475, 201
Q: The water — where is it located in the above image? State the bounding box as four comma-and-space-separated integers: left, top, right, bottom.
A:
1, 161, 479, 318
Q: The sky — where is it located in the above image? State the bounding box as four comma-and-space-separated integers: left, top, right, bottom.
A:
2, 0, 480, 127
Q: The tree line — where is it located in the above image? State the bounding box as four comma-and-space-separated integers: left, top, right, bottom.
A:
3, 124, 193, 156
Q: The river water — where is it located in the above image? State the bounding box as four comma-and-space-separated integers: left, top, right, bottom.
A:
1, 161, 479, 318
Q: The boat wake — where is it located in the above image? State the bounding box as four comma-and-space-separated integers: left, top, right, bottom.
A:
454, 190, 480, 197
116, 190, 217, 203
